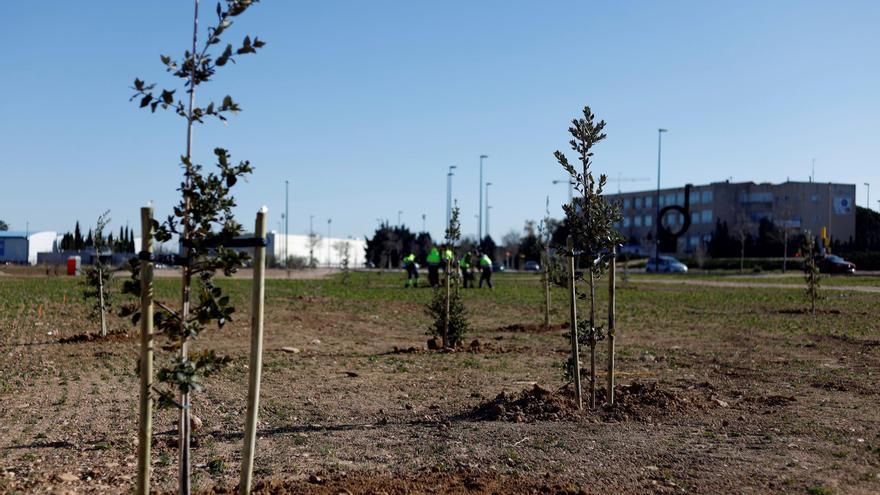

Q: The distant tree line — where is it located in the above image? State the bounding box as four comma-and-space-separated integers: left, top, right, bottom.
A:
59, 220, 136, 253
0, 219, 8, 231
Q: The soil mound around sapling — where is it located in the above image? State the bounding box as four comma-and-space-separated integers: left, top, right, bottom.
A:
777, 308, 842, 315
467, 382, 718, 423
389, 338, 520, 355
496, 322, 568, 333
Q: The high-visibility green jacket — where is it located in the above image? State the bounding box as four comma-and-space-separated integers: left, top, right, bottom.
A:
403, 253, 416, 266
459, 256, 470, 268
480, 254, 492, 267
426, 248, 441, 265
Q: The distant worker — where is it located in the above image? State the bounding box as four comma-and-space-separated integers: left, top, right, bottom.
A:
479, 251, 494, 289
443, 247, 454, 271
402, 252, 418, 288
459, 250, 473, 288
426, 246, 441, 287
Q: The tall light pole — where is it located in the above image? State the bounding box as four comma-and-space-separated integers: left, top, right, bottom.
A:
446, 165, 457, 231
552, 179, 573, 205
284, 180, 289, 276
326, 218, 332, 268
654, 128, 668, 267
421, 213, 426, 232
865, 183, 871, 210
309, 214, 314, 268
485, 182, 493, 240
398, 210, 403, 227
479, 155, 488, 241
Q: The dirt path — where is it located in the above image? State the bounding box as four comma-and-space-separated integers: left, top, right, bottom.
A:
631, 276, 880, 293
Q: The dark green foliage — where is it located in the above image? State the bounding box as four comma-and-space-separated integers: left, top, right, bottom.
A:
802, 232, 822, 315
426, 206, 469, 348
0, 220, 7, 231
121, 0, 264, 411
854, 206, 880, 251
364, 223, 422, 268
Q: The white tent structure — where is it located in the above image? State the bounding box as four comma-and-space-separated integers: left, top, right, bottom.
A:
267, 232, 365, 268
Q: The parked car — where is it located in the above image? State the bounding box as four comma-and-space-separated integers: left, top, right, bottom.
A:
816, 254, 855, 274
492, 262, 506, 273
645, 256, 688, 273
523, 260, 541, 271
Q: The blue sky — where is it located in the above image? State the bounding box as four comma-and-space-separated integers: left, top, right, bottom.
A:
1, 1, 878, 241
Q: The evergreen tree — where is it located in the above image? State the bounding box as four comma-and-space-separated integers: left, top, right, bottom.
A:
74, 221, 83, 250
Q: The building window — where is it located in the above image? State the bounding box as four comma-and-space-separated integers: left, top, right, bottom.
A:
691, 212, 699, 224
623, 217, 631, 228
689, 190, 700, 205
701, 210, 712, 223
634, 197, 643, 209
689, 235, 699, 247
634, 216, 642, 227
645, 196, 653, 208
644, 215, 652, 226
623, 198, 631, 209
811, 194, 819, 203
676, 192, 685, 205
701, 190, 713, 203
666, 193, 676, 206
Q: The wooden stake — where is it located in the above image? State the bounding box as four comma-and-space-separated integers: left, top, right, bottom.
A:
443, 256, 450, 348
589, 269, 596, 409
239, 208, 268, 495
607, 245, 616, 406
567, 237, 582, 410
543, 247, 550, 329
136, 206, 155, 495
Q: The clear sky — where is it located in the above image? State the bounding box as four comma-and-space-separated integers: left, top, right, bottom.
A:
1, 1, 878, 242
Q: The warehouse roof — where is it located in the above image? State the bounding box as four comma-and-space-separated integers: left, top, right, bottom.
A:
0, 231, 30, 238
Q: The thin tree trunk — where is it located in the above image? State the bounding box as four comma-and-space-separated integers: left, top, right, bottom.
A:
566, 237, 582, 410
607, 246, 616, 406
588, 269, 596, 409
136, 206, 155, 495
98, 265, 107, 337
783, 229, 788, 273
179, 2, 200, 493
239, 209, 267, 495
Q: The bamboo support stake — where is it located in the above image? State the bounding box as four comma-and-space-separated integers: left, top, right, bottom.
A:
589, 269, 596, 409
136, 206, 155, 495
543, 248, 551, 329
443, 257, 450, 348
567, 237, 582, 410
239, 207, 268, 495
607, 245, 616, 406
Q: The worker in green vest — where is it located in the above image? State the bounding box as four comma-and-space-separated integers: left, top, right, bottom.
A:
402, 252, 418, 288
459, 250, 473, 288
479, 251, 493, 289
426, 246, 441, 287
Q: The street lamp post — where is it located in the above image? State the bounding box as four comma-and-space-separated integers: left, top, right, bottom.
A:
485, 182, 493, 240
446, 165, 457, 231
422, 213, 426, 232
398, 210, 403, 227
479, 155, 488, 241
309, 214, 314, 268
865, 183, 871, 211
654, 128, 668, 268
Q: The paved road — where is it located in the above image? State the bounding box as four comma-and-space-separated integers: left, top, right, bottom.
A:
631, 276, 880, 293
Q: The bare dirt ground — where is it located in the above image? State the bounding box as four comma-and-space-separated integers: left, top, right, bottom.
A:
1, 272, 879, 494
632, 275, 880, 293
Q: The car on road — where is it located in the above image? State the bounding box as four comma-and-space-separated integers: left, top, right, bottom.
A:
816, 254, 856, 274
492, 262, 506, 273
645, 256, 688, 273
523, 260, 541, 271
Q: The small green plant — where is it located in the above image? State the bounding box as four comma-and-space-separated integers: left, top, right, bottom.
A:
553, 105, 623, 408
426, 206, 468, 348
82, 211, 113, 337
335, 241, 352, 285
802, 232, 822, 315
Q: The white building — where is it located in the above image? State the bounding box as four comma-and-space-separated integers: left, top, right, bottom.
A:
267, 232, 366, 268
0, 231, 58, 265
